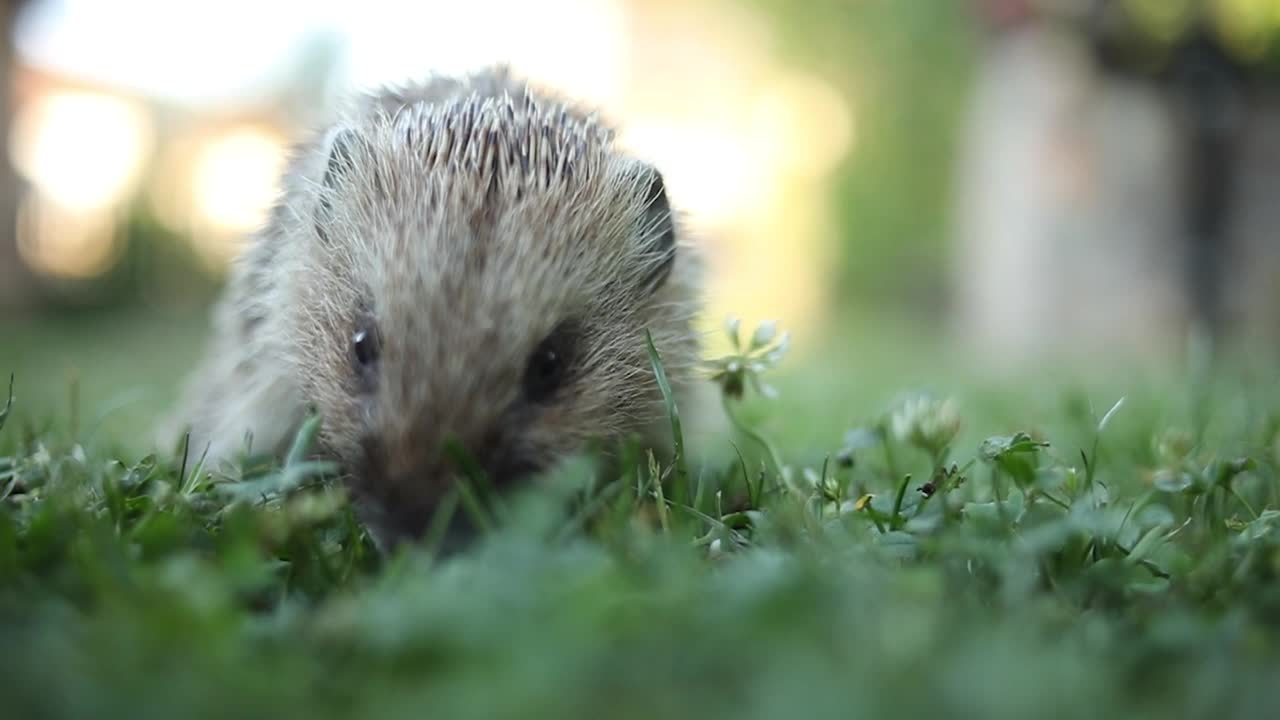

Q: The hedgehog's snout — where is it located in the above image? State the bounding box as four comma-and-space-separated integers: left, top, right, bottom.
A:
352, 427, 546, 551
349, 433, 440, 545
352, 456, 474, 551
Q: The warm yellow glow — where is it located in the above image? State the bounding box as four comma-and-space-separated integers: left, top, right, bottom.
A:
191, 126, 288, 252
621, 120, 772, 227
596, 0, 857, 358
620, 74, 852, 225
9, 90, 151, 211
752, 72, 856, 178
16, 195, 121, 278
695, 177, 837, 360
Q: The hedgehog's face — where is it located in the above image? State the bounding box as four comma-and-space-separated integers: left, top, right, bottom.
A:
288, 111, 695, 549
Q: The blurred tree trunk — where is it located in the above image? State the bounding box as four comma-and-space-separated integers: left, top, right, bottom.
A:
0, 0, 30, 311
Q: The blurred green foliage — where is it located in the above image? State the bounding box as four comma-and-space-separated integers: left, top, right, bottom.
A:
5, 320, 1280, 718
751, 0, 978, 317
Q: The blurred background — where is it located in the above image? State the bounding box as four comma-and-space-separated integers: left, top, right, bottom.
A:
3, 0, 1280, 449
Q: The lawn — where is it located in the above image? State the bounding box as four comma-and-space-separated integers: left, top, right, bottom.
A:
3, 309, 1280, 720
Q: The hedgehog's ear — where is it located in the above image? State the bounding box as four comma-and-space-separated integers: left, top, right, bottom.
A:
634, 164, 677, 294
315, 128, 360, 243
323, 128, 360, 189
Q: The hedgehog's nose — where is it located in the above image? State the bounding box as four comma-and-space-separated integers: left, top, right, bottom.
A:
354, 473, 482, 555
352, 430, 534, 553
350, 440, 464, 551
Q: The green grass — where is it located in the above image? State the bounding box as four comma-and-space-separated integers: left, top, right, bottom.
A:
0, 306, 207, 446
4, 312, 1280, 719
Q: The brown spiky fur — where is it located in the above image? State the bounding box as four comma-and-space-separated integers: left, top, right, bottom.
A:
160, 66, 704, 547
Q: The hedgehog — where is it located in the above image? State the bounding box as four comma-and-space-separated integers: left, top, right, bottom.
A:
160, 66, 705, 549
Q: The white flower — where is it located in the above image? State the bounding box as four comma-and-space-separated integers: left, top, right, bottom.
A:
750, 320, 777, 349
890, 394, 961, 454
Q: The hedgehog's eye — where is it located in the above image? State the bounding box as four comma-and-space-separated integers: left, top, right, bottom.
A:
352, 327, 381, 373
523, 328, 573, 403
